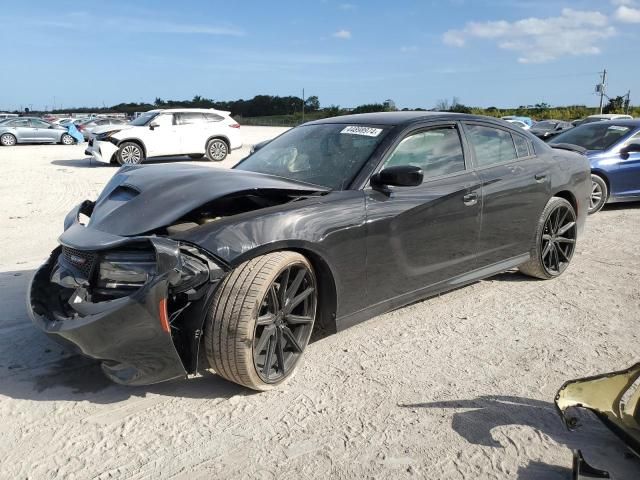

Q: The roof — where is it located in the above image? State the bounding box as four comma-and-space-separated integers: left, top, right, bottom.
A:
153, 108, 231, 115
584, 119, 640, 127
587, 114, 633, 119
306, 111, 499, 127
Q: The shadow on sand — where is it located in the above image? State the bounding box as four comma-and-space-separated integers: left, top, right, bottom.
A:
402, 395, 640, 479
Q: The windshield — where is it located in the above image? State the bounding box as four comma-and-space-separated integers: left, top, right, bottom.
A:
534, 121, 557, 130
234, 124, 389, 189
550, 123, 633, 151
130, 112, 158, 126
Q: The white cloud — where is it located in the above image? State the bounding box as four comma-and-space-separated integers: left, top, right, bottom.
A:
332, 29, 352, 39
442, 8, 615, 63
614, 5, 640, 22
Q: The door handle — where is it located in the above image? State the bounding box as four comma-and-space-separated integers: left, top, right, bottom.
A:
535, 173, 547, 182
463, 193, 478, 206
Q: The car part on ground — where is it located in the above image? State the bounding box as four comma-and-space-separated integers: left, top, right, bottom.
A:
28, 112, 590, 389
555, 363, 640, 479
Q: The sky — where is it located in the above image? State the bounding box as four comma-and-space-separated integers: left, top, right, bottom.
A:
0, 0, 638, 111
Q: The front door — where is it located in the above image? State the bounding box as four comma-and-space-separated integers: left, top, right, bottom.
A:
612, 132, 640, 198
365, 124, 482, 303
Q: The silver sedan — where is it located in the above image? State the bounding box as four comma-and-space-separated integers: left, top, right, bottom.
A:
0, 117, 75, 146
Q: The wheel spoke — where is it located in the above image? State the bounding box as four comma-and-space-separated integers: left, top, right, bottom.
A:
289, 287, 314, 311
286, 268, 306, 303
255, 325, 275, 354
557, 245, 570, 262
268, 284, 280, 312
541, 241, 553, 259
256, 312, 276, 326
278, 267, 290, 305
556, 236, 575, 244
275, 328, 286, 374
286, 314, 313, 324
262, 335, 275, 380
282, 326, 303, 352
557, 221, 575, 236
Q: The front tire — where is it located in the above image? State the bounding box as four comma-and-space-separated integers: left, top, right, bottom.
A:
519, 197, 577, 280
0, 133, 16, 146
205, 251, 317, 390
60, 133, 74, 145
117, 142, 145, 165
205, 138, 228, 162
588, 174, 608, 214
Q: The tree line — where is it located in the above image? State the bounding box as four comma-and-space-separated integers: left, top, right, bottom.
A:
22, 93, 638, 122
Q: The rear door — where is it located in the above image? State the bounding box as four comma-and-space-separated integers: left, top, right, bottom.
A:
7, 119, 32, 141
462, 122, 550, 267
175, 112, 208, 154
365, 123, 483, 302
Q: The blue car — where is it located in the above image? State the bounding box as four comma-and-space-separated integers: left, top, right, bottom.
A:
549, 120, 640, 213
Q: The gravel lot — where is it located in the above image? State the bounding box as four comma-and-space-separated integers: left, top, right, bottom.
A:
0, 127, 639, 479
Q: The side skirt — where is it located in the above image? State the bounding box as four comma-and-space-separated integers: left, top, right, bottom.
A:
336, 253, 530, 332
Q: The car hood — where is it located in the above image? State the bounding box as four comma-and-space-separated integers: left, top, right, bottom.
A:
92, 124, 132, 135
72, 164, 329, 238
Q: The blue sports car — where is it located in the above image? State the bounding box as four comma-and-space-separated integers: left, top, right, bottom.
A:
549, 120, 640, 214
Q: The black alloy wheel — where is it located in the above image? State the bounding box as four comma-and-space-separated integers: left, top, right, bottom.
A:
519, 196, 577, 280
253, 263, 317, 383
540, 202, 577, 276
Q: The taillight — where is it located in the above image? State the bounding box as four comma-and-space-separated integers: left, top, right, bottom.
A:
77, 125, 85, 131
229, 123, 240, 128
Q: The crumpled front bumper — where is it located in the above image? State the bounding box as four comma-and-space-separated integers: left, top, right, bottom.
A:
28, 240, 189, 386
87, 140, 118, 164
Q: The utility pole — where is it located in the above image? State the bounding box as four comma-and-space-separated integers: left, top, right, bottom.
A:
302, 87, 305, 123
598, 69, 607, 114
624, 90, 631, 115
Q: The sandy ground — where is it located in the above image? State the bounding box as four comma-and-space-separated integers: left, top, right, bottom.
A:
0, 127, 639, 479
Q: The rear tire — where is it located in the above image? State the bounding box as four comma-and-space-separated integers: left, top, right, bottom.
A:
117, 142, 145, 165
60, 133, 74, 145
519, 197, 577, 280
205, 138, 228, 162
588, 174, 608, 214
205, 251, 317, 390
0, 133, 16, 146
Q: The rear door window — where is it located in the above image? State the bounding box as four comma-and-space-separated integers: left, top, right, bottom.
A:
512, 133, 531, 158
465, 124, 518, 167
177, 113, 206, 125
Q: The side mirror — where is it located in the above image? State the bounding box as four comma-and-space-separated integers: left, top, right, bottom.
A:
371, 165, 424, 189
149, 122, 159, 130
620, 143, 640, 160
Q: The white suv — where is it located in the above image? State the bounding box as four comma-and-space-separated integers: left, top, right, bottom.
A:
86, 108, 242, 165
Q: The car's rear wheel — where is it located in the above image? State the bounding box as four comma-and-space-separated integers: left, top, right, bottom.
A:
588, 174, 608, 214
60, 133, 74, 145
519, 197, 577, 280
205, 251, 317, 390
117, 142, 145, 165
188, 153, 204, 159
0, 133, 16, 146
205, 138, 228, 162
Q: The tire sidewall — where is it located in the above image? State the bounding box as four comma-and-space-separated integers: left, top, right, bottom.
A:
61, 134, 74, 145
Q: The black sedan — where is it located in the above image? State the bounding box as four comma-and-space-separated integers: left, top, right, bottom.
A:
28, 113, 590, 390
529, 120, 573, 141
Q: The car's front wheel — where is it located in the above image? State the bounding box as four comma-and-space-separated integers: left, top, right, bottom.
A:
588, 174, 608, 214
205, 138, 228, 162
117, 142, 145, 165
0, 133, 17, 146
519, 197, 577, 280
205, 251, 317, 390
60, 133, 74, 145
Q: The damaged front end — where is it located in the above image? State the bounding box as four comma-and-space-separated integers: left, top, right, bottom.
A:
28, 201, 227, 385
555, 363, 640, 479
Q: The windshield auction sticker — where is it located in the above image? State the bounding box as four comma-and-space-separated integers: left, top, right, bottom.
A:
341, 126, 383, 137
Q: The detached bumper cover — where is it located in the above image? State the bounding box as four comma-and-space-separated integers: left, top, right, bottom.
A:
555, 363, 640, 478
